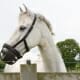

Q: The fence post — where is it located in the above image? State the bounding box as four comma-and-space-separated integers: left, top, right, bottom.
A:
20, 64, 37, 80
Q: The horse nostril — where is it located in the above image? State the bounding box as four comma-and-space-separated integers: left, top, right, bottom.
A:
2, 48, 8, 52
0, 52, 3, 58
1, 48, 8, 56
0, 48, 8, 59
0, 52, 3, 57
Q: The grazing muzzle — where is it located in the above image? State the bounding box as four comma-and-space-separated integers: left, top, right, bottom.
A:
0, 44, 22, 65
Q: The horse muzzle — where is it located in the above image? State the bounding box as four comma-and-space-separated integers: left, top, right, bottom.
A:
0, 44, 22, 65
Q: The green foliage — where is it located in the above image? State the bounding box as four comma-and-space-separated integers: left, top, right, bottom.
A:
0, 60, 5, 72
57, 39, 80, 70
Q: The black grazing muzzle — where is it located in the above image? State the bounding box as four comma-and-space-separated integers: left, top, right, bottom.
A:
0, 44, 22, 65
0, 15, 37, 65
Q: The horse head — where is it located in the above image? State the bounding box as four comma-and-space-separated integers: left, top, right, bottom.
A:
0, 4, 41, 65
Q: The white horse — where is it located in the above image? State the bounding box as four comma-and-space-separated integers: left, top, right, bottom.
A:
0, 5, 66, 72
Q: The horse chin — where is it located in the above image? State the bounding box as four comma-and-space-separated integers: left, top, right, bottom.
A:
0, 44, 22, 65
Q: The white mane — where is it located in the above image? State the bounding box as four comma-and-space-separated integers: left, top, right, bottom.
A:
36, 14, 54, 35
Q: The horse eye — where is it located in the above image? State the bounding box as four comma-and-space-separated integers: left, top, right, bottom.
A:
19, 26, 26, 31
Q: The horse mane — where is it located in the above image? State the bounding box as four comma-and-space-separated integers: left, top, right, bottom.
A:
36, 14, 54, 35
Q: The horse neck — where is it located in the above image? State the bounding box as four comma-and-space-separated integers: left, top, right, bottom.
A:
38, 24, 66, 72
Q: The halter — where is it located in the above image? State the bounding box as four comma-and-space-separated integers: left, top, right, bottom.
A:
0, 15, 37, 65
12, 14, 37, 51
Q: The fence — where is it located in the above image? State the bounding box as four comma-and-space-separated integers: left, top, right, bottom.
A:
0, 73, 20, 80
0, 64, 80, 80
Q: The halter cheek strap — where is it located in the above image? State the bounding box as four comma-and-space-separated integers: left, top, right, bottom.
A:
24, 40, 29, 51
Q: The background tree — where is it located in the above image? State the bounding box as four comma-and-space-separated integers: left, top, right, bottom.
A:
56, 39, 80, 70
0, 60, 5, 72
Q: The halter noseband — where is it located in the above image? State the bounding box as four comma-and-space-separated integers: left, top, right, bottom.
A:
0, 15, 37, 65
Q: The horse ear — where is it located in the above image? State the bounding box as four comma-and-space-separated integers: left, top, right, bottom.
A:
23, 4, 28, 12
19, 7, 23, 13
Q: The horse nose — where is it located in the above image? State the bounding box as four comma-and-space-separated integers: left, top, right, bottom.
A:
0, 47, 18, 65
0, 48, 8, 59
